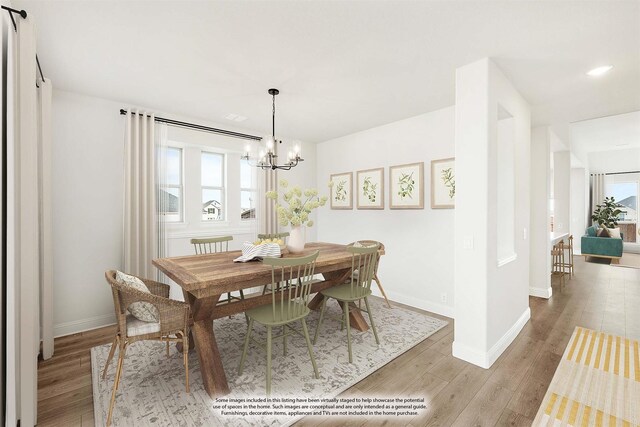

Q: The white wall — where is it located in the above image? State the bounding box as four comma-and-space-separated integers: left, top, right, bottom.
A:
588, 147, 640, 173
316, 106, 456, 318
453, 58, 531, 369
52, 90, 125, 336
553, 151, 571, 234
570, 167, 587, 251
529, 127, 552, 298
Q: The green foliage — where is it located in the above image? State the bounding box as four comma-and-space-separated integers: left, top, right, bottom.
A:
441, 168, 455, 199
397, 172, 415, 199
591, 196, 625, 228
334, 180, 347, 202
267, 180, 327, 227
362, 177, 377, 202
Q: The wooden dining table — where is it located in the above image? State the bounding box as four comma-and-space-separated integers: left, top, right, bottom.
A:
152, 242, 377, 399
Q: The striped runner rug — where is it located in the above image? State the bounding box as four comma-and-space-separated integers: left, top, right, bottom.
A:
533, 327, 639, 426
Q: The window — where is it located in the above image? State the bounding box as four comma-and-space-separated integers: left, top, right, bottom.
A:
159, 147, 183, 222
201, 152, 225, 221
240, 160, 256, 220
608, 181, 638, 243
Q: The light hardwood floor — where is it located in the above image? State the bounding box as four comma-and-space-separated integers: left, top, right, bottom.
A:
36, 256, 640, 426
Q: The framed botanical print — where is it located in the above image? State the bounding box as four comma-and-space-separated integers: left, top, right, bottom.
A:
329, 172, 353, 209
431, 157, 455, 209
357, 168, 384, 209
389, 162, 424, 209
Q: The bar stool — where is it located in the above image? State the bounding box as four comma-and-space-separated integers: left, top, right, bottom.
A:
551, 241, 566, 290
560, 235, 574, 277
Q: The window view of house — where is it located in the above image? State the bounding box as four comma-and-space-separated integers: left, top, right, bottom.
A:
201, 152, 224, 221
159, 147, 182, 222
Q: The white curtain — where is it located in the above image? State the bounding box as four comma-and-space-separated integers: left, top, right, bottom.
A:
123, 110, 164, 278
2, 6, 49, 425
38, 79, 53, 361
591, 173, 605, 223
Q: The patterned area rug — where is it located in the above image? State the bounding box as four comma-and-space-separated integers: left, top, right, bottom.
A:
92, 298, 447, 426
533, 327, 639, 426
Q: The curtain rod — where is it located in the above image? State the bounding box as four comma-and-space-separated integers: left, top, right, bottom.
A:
1, 5, 46, 83
119, 109, 262, 141
591, 171, 640, 176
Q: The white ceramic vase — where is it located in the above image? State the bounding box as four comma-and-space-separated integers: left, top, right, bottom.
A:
287, 225, 306, 254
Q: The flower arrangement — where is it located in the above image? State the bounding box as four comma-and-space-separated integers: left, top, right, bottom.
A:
266, 179, 328, 227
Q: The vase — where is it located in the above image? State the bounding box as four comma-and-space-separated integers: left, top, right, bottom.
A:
287, 225, 306, 254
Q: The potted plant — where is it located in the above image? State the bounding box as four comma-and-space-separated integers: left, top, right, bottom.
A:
591, 196, 624, 228
266, 180, 328, 253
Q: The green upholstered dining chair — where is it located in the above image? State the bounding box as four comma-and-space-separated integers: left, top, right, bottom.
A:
313, 244, 380, 363
238, 251, 320, 396
191, 236, 245, 306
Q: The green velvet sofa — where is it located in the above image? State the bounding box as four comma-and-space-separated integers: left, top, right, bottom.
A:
581, 225, 623, 261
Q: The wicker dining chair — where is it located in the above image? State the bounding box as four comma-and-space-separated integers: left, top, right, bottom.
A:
103, 270, 191, 427
313, 244, 381, 363
191, 236, 245, 307
238, 251, 320, 396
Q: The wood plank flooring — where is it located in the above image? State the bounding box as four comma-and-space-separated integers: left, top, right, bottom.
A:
36, 255, 640, 426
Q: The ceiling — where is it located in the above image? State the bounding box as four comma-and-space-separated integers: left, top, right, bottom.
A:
572, 111, 640, 154
15, 0, 640, 142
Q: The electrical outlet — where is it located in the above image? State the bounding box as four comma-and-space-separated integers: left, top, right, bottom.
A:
440, 293, 447, 303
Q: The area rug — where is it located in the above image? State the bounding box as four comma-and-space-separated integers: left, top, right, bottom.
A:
92, 298, 447, 427
533, 327, 639, 426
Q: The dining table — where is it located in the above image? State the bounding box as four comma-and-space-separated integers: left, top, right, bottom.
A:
152, 242, 378, 399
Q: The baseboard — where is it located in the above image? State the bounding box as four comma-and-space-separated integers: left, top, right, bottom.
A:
54, 313, 116, 338
452, 306, 531, 369
371, 288, 455, 319
529, 286, 552, 299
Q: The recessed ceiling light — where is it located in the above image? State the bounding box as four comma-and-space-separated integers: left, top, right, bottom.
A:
234, 115, 247, 123
586, 65, 613, 77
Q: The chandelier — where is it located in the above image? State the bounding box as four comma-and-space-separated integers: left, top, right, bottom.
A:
242, 88, 304, 170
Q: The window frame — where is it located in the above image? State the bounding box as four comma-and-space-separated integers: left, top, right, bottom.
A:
159, 146, 184, 223
201, 150, 226, 222
240, 159, 257, 221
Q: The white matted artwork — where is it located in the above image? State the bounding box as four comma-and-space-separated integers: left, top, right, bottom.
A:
389, 162, 424, 209
357, 168, 384, 210
329, 172, 353, 209
431, 158, 455, 209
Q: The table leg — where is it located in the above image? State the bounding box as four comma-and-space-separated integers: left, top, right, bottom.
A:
346, 302, 369, 332
191, 318, 230, 397
186, 293, 230, 398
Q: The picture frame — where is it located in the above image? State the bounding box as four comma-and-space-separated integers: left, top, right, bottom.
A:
431, 157, 455, 209
389, 162, 424, 209
329, 172, 353, 209
356, 168, 384, 210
